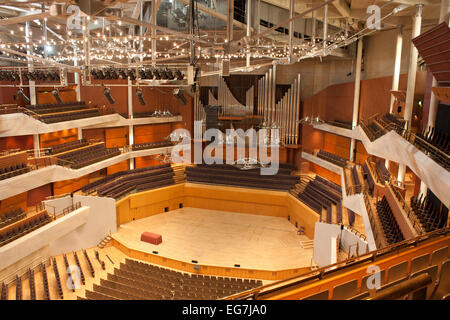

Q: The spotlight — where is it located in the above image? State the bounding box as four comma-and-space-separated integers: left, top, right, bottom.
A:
173, 88, 187, 105
165, 68, 175, 80
153, 69, 161, 80
138, 69, 146, 79
52, 88, 63, 104
103, 87, 115, 104
174, 69, 184, 80
136, 88, 146, 106
118, 69, 127, 79
127, 69, 136, 80
144, 69, 153, 79
15, 88, 30, 104
160, 69, 168, 80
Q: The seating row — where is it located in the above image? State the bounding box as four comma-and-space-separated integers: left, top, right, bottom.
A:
411, 195, 448, 233
83, 258, 262, 300
0, 163, 30, 181
131, 141, 175, 151
376, 196, 404, 245
45, 139, 88, 155
186, 164, 298, 191
0, 207, 26, 229
56, 143, 121, 169
316, 150, 347, 167
0, 210, 51, 247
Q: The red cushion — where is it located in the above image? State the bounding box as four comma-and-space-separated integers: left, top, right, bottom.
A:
140, 232, 162, 245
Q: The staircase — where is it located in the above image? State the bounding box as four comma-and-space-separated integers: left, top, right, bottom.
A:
97, 235, 112, 249
300, 239, 314, 249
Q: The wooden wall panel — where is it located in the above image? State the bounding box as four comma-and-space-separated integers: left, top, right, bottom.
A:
27, 183, 52, 207
105, 127, 127, 148
323, 133, 350, 159
134, 124, 172, 144
53, 175, 89, 195
0, 192, 27, 213
286, 194, 320, 239
39, 128, 79, 148
310, 163, 342, 186
355, 141, 369, 165
82, 128, 105, 142
80, 79, 128, 115
0, 83, 30, 106
135, 156, 164, 169
0, 135, 34, 152
107, 160, 129, 175
36, 86, 76, 104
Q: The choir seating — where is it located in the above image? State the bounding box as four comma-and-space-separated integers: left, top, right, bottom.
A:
55, 142, 121, 169
82, 164, 175, 199
0, 207, 26, 229
82, 258, 263, 300
185, 163, 298, 191
131, 140, 175, 151
316, 150, 347, 167
23, 101, 108, 124
45, 139, 89, 155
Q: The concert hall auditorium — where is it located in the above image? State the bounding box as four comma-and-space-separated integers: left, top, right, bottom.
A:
0, 0, 448, 302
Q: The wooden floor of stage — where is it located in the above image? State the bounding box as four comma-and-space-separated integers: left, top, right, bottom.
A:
111, 208, 314, 271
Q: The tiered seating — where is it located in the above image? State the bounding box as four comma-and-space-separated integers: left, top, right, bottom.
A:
348, 210, 355, 226
63, 254, 75, 292
15, 275, 22, 300
0, 151, 30, 181
28, 269, 36, 300
362, 163, 375, 195
83, 258, 263, 300
131, 141, 175, 151
186, 163, 298, 191
41, 263, 50, 300
73, 251, 86, 285
1, 282, 7, 300
0, 210, 51, 247
45, 139, 89, 155
375, 160, 390, 182
316, 150, 347, 167
55, 143, 121, 169
95, 250, 106, 270
415, 126, 450, 169
0, 207, 26, 229
52, 258, 64, 299
376, 196, 404, 245
410, 195, 448, 232
83, 250, 95, 278
369, 121, 388, 140
297, 176, 343, 222
24, 101, 104, 124
382, 113, 406, 128
82, 164, 175, 199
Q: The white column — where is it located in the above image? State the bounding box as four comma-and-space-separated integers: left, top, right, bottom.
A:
78, 128, 82, 140
419, 180, 428, 197
386, 25, 403, 170
398, 4, 423, 184
389, 25, 403, 113
323, 3, 328, 54
246, 0, 252, 67
33, 134, 40, 157
349, 37, 363, 162
403, 4, 423, 129
289, 0, 294, 63
128, 78, 134, 170
25, 21, 36, 105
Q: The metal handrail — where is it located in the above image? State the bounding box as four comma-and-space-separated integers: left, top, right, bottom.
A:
225, 226, 450, 300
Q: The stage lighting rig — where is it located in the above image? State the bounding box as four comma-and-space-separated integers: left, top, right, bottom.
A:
144, 69, 153, 79
153, 69, 161, 80
174, 69, 184, 80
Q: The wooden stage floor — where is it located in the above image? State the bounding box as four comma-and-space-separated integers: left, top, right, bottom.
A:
111, 208, 313, 271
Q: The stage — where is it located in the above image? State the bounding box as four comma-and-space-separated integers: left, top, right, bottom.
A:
111, 208, 313, 274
